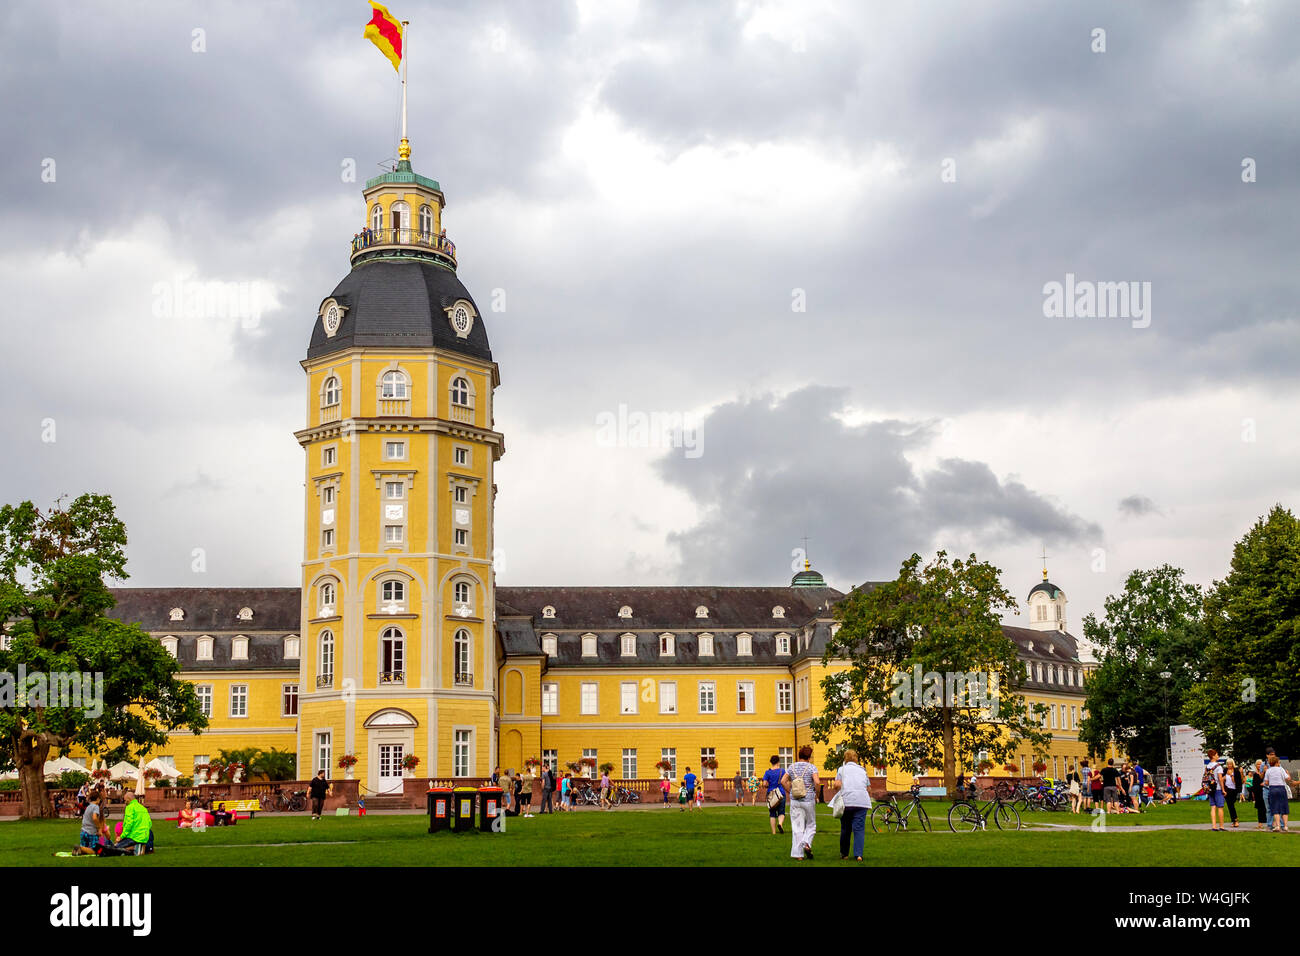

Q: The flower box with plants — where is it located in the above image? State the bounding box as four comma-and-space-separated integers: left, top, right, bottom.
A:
1004, 763, 1018, 775
143, 768, 163, 786
91, 768, 111, 782
401, 754, 420, 774
598, 762, 615, 776
977, 760, 994, 774
1032, 761, 1047, 775
654, 759, 674, 775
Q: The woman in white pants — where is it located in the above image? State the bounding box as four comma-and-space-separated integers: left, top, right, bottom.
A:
781, 745, 821, 861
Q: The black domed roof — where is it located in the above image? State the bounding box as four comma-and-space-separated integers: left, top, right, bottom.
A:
307, 259, 492, 362
1029, 580, 1062, 599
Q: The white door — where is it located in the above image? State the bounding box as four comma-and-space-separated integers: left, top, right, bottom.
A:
378, 744, 404, 795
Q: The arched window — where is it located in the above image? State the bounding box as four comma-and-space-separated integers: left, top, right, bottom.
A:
390, 200, 409, 238
381, 579, 405, 607
161, 636, 178, 658
380, 627, 404, 683
419, 204, 433, 238
371, 204, 383, 232
381, 369, 409, 399
318, 630, 335, 686
659, 633, 675, 656
284, 635, 300, 659
581, 634, 597, 657
541, 605, 555, 619
454, 581, 471, 606
775, 633, 791, 655
450, 376, 470, 406
620, 633, 636, 657
322, 376, 340, 408
736, 633, 753, 656
542, 634, 557, 656
319, 582, 336, 615
454, 629, 472, 684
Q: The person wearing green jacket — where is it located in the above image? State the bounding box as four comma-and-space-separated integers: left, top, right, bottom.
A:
115, 792, 154, 855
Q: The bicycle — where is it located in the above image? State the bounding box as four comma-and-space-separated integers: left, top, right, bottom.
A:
266, 789, 306, 812
870, 784, 932, 833
948, 787, 1022, 832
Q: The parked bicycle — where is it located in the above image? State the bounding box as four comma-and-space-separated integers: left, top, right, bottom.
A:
948, 787, 1022, 832
611, 786, 641, 806
262, 789, 306, 813
871, 784, 932, 833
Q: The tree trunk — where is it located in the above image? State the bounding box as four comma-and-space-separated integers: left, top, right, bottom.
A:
942, 708, 956, 796
17, 731, 54, 819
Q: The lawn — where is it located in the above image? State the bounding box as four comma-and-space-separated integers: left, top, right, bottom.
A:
1, 800, 1294, 867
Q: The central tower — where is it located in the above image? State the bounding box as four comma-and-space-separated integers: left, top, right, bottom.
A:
295, 140, 504, 792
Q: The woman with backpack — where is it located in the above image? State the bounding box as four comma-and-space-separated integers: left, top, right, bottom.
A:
781, 745, 821, 861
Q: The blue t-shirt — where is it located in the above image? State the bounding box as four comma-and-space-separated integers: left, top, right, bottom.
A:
1134, 766, 1144, 786
683, 772, 697, 791
763, 767, 785, 798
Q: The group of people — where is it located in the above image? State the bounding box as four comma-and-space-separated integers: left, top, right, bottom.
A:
1072, 758, 1172, 814
72, 787, 155, 857
490, 765, 536, 816
1205, 748, 1292, 832
744, 745, 871, 862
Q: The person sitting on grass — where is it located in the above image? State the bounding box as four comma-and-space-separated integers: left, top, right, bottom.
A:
74, 787, 107, 856
99, 792, 154, 856
178, 800, 198, 829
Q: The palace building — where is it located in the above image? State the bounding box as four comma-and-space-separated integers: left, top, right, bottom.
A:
103, 133, 1097, 794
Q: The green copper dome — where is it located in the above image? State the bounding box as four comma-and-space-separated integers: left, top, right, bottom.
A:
790, 563, 827, 588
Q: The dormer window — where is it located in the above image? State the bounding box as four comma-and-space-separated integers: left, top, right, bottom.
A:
772, 606, 785, 619
232, 636, 249, 661
737, 633, 753, 656
698, 634, 714, 656
659, 633, 675, 656
161, 636, 178, 658
237, 607, 253, 622
620, 633, 636, 657
1027, 640, 1034, 653
776, 633, 791, 656
169, 608, 185, 622
542, 634, 557, 656
284, 635, 300, 659
542, 606, 555, 619
197, 636, 213, 661
695, 606, 708, 619
581, 634, 597, 657
618, 606, 633, 619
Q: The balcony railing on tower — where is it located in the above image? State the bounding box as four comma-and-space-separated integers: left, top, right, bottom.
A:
350, 227, 456, 266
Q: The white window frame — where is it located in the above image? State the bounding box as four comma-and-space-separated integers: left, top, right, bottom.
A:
580, 682, 598, 715
318, 629, 335, 685
282, 683, 299, 717
659, 681, 677, 714
622, 749, 637, 779
776, 680, 793, 713
229, 684, 248, 718
196, 684, 213, 718
661, 748, 677, 779
541, 682, 558, 715
316, 731, 332, 775
620, 633, 636, 657
231, 636, 248, 661
776, 633, 791, 656
541, 634, 557, 656
698, 680, 716, 714
453, 729, 472, 778
659, 633, 675, 656
384, 440, 407, 461
620, 681, 638, 715
739, 748, 755, 776
698, 633, 713, 656
581, 633, 597, 657
736, 633, 753, 656
737, 680, 755, 714
197, 636, 213, 661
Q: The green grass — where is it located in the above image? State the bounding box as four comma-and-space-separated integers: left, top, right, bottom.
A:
1, 802, 1293, 867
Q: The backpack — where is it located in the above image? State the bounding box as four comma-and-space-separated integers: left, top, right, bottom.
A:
790, 771, 808, 800
1201, 763, 1217, 792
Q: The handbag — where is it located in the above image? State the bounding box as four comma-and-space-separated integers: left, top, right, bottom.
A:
766, 788, 783, 809
830, 790, 845, 818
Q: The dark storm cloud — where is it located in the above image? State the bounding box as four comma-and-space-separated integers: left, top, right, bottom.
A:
655, 386, 1100, 585
1118, 494, 1161, 517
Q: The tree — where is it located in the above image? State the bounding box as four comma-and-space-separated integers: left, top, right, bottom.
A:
1183, 506, 1300, 757
810, 551, 1052, 794
0, 495, 207, 818
1078, 565, 1205, 768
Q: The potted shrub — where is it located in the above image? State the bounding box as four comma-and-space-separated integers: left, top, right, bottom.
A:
702, 757, 719, 778
1032, 760, 1047, 778
91, 768, 111, 785
654, 759, 673, 777
143, 768, 163, 788
337, 754, 359, 780
977, 760, 994, 775
1003, 763, 1018, 775
401, 754, 420, 776
598, 762, 615, 777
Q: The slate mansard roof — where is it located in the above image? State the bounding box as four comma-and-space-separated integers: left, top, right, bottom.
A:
306, 259, 492, 363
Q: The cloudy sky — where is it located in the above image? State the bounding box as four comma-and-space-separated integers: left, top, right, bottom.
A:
3, 0, 1297, 630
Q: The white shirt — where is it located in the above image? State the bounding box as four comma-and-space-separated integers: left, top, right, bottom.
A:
1264, 766, 1289, 787
835, 761, 872, 808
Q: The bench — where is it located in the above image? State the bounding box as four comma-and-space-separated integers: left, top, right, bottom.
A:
210, 798, 262, 818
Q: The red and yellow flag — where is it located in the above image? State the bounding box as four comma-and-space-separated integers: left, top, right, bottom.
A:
364, 1, 403, 72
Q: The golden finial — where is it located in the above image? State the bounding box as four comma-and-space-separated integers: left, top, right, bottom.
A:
398, 137, 411, 160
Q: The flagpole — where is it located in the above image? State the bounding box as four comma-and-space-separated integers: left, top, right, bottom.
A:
399, 20, 410, 160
